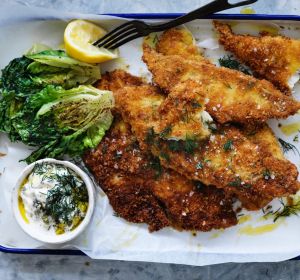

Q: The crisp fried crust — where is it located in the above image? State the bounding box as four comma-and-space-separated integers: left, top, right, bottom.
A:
152, 172, 236, 230
85, 72, 237, 231
96, 69, 144, 92
156, 28, 208, 62
84, 117, 237, 231
154, 28, 295, 209
157, 80, 212, 141
114, 80, 300, 210
143, 44, 300, 125
214, 21, 300, 94
100, 70, 212, 141
84, 118, 169, 232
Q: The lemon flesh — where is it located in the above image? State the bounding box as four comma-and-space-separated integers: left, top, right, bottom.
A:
64, 19, 118, 63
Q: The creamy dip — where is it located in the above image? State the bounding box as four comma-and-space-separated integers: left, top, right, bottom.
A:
19, 162, 88, 235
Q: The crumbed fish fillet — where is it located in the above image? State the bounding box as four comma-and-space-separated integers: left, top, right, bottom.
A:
214, 21, 300, 94
84, 117, 237, 231
143, 44, 300, 125
111, 78, 299, 210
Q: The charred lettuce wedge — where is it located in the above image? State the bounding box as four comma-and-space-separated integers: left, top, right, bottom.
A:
0, 48, 113, 163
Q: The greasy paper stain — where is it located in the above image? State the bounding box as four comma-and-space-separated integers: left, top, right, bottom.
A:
111, 226, 139, 250
18, 190, 29, 224
239, 222, 281, 236
209, 229, 224, 239
238, 215, 252, 224
240, 7, 255, 14
280, 122, 300, 136
210, 232, 220, 239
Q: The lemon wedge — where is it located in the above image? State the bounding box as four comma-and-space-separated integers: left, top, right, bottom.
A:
64, 19, 118, 63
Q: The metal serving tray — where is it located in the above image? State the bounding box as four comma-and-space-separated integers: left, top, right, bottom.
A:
1, 12, 300, 258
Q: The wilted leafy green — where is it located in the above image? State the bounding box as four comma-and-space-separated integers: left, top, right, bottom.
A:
0, 48, 113, 163
218, 55, 251, 75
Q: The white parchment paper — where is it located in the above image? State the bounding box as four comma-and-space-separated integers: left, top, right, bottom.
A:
1, 2, 300, 266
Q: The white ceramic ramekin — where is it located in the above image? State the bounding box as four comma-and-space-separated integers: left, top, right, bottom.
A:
12, 158, 95, 244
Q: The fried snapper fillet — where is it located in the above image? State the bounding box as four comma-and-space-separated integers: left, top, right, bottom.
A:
157, 28, 288, 154
156, 27, 209, 63
156, 28, 289, 157
214, 21, 300, 94
94, 69, 144, 92
84, 116, 237, 232
142, 44, 300, 125
84, 71, 237, 232
109, 73, 299, 210
99, 69, 213, 141
152, 29, 300, 209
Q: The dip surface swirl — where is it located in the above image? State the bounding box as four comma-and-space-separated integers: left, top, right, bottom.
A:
20, 162, 89, 235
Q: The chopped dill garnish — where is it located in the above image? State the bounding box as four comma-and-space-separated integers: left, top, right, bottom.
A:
152, 34, 159, 45
278, 138, 300, 156
218, 55, 251, 75
113, 212, 120, 217
261, 205, 275, 219
37, 164, 89, 227
101, 143, 108, 154
149, 157, 162, 179
159, 125, 172, 138
206, 122, 218, 133
204, 158, 211, 162
191, 101, 202, 109
167, 140, 181, 152
263, 169, 271, 180
293, 135, 299, 142
228, 177, 251, 188
228, 177, 242, 187
114, 151, 122, 160
183, 137, 198, 155
196, 162, 203, 170
181, 108, 190, 123
223, 139, 233, 151
160, 152, 170, 163
165, 138, 198, 155
273, 199, 300, 222
146, 127, 156, 144
194, 181, 205, 190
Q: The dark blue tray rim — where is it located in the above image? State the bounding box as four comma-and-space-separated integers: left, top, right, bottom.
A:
2, 12, 300, 259
105, 13, 300, 20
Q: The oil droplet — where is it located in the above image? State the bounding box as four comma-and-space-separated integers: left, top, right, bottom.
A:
209, 228, 224, 239
240, 7, 256, 14
210, 232, 220, 239
18, 182, 29, 224
239, 223, 281, 236
257, 24, 279, 36
238, 215, 252, 224
280, 122, 300, 136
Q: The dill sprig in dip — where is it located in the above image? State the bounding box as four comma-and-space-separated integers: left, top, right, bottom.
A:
19, 162, 89, 235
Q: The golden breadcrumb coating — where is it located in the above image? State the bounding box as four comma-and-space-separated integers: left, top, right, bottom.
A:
156, 28, 209, 62
112, 76, 299, 210
85, 72, 237, 231
84, 117, 237, 231
143, 44, 300, 125
214, 21, 300, 94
